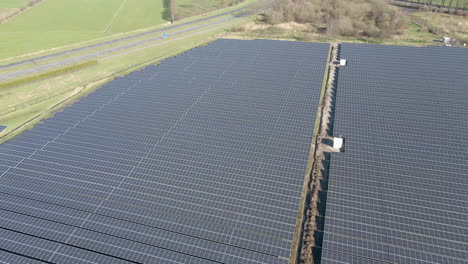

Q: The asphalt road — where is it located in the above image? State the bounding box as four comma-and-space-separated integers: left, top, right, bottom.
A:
0, 4, 255, 82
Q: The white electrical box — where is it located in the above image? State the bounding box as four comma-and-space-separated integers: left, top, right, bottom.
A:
442, 36, 451, 44
340, 59, 347, 66
333, 137, 343, 148
333, 137, 345, 152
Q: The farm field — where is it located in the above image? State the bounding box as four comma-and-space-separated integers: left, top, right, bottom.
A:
175, 0, 244, 18
0, 0, 27, 8
101, 0, 167, 33
0, 0, 243, 59
0, 0, 135, 59
0, 9, 16, 20
0, 0, 27, 20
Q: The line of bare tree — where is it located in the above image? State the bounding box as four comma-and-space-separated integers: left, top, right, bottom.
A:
0, 0, 44, 24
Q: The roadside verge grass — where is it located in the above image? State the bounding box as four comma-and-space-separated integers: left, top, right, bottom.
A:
0, 60, 98, 89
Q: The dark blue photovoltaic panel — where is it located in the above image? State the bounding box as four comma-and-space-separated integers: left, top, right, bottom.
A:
321, 249, 387, 264
321, 44, 468, 264
0, 39, 330, 263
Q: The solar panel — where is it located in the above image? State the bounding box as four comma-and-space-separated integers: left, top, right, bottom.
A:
0, 126, 6, 133
320, 44, 468, 264
0, 39, 330, 263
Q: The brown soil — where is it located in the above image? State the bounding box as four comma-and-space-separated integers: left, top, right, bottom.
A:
276, 22, 309, 30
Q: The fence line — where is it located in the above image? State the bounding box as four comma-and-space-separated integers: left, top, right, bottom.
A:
387, 0, 468, 10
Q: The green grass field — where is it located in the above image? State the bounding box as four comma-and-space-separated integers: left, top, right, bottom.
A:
0, 0, 240, 59
175, 0, 243, 18
0, 0, 27, 20
0, 8, 16, 19
0, 0, 28, 8
0, 0, 130, 58
106, 0, 166, 33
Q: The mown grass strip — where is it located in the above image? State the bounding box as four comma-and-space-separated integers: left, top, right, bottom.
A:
0, 60, 98, 89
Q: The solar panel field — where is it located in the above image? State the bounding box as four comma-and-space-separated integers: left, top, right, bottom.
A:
0, 39, 330, 263
319, 44, 468, 263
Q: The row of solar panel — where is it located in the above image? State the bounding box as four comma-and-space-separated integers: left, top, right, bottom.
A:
0, 39, 331, 263
320, 43, 468, 264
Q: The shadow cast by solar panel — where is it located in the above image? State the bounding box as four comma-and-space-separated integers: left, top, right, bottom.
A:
312, 153, 331, 263
321, 138, 333, 147
309, 46, 338, 261
336, 44, 342, 64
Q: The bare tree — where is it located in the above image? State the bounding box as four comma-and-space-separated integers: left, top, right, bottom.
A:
454, 0, 463, 12
448, 0, 455, 10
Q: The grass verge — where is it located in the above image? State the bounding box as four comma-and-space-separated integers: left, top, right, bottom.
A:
0, 60, 98, 89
